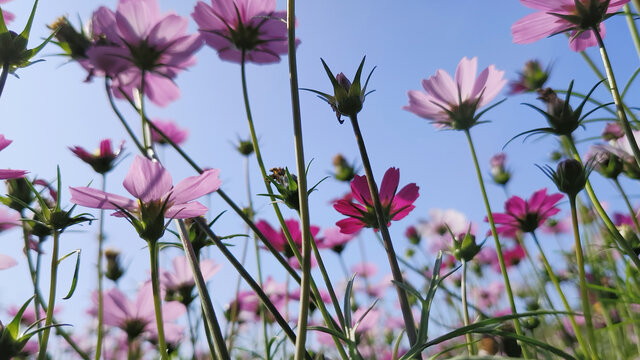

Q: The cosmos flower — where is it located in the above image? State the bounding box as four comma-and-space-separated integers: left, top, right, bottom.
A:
404, 57, 506, 130
150, 120, 189, 146
0, 135, 27, 180
334, 167, 419, 234
70, 139, 124, 174
490, 188, 563, 237
512, 0, 630, 52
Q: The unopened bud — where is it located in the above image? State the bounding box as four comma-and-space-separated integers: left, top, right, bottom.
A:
405, 226, 421, 245
332, 154, 356, 182
236, 139, 254, 156
105, 249, 125, 282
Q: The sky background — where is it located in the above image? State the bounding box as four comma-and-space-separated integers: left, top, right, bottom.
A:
0, 0, 639, 354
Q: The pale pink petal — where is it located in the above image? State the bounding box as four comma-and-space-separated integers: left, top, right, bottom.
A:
165, 201, 209, 219
135, 283, 156, 322
200, 259, 221, 281
474, 65, 506, 108
123, 156, 172, 203
520, 0, 574, 11
422, 70, 457, 106
102, 288, 133, 327
161, 301, 186, 322
568, 27, 603, 52
144, 73, 181, 107
116, 0, 161, 44
511, 12, 569, 44
455, 57, 477, 101
168, 169, 221, 205
69, 187, 137, 211
0, 254, 17, 270
147, 14, 188, 48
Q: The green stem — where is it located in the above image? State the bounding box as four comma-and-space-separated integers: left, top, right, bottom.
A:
186, 305, 198, 360
624, 4, 640, 61
461, 260, 474, 356
38, 230, 60, 360
104, 79, 145, 155
569, 196, 598, 357
0, 62, 9, 99
95, 174, 106, 360
593, 27, 640, 169
531, 232, 592, 359
175, 220, 229, 360
148, 241, 168, 359
463, 129, 526, 352
613, 178, 640, 232
349, 115, 418, 348
566, 137, 640, 270
285, 1, 313, 356
34, 240, 42, 344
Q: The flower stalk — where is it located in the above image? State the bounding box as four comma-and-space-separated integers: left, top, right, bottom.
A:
464, 129, 526, 354
349, 114, 418, 347
37, 230, 60, 360
94, 174, 106, 360
460, 259, 474, 355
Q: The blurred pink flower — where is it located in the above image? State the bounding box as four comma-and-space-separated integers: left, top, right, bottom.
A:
512, 0, 629, 52
471, 281, 504, 308
89, 0, 202, 106
0, 135, 27, 180
97, 283, 185, 340
404, 57, 506, 130
419, 208, 473, 253
541, 214, 571, 235
192, 0, 298, 64
316, 226, 355, 253
151, 119, 189, 146
70, 156, 221, 237
334, 167, 419, 234
0, 253, 16, 270
70, 139, 125, 175
255, 218, 320, 256
161, 256, 221, 293
492, 244, 526, 272
351, 262, 378, 278
489, 188, 563, 237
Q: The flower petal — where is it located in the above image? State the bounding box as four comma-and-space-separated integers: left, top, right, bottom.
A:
123, 156, 173, 203
511, 11, 568, 44
168, 169, 221, 205
69, 186, 137, 211
165, 201, 208, 219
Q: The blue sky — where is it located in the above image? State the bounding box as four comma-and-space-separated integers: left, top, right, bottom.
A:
0, 0, 638, 352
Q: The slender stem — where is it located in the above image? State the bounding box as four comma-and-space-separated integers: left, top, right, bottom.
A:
34, 240, 42, 343
138, 70, 153, 158
148, 241, 168, 360
625, 4, 640, 61
566, 137, 640, 270
38, 230, 60, 360
463, 129, 526, 351
460, 260, 474, 355
186, 305, 198, 360
569, 196, 598, 357
175, 220, 229, 360
531, 232, 592, 359
104, 78, 145, 154
593, 27, 640, 169
193, 218, 313, 360
613, 178, 640, 232
95, 175, 106, 360
0, 63, 9, 99
286, 1, 313, 357
349, 115, 418, 348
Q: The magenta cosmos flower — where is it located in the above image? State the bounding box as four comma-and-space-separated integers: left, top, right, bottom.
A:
151, 119, 189, 146
256, 218, 320, 257
512, 0, 630, 52
334, 167, 419, 234
70, 156, 221, 241
490, 188, 563, 237
0, 135, 27, 180
192, 0, 299, 64
89, 0, 202, 106
404, 57, 506, 130
70, 139, 124, 175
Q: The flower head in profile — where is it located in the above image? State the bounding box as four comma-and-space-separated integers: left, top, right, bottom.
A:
512, 0, 630, 52
70, 155, 221, 242
96, 283, 184, 341
88, 0, 203, 106
150, 120, 189, 146
490, 188, 563, 237
334, 167, 419, 234
509, 60, 550, 94
316, 226, 355, 254
256, 218, 320, 258
404, 57, 506, 130
70, 139, 124, 175
162, 256, 221, 306
192, 0, 298, 64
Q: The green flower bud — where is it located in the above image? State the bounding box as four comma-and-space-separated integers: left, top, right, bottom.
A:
236, 138, 254, 156
105, 248, 125, 282
332, 154, 356, 182
540, 158, 594, 199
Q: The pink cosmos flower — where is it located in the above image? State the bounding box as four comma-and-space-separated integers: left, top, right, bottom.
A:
492, 244, 525, 272
161, 256, 220, 305
89, 0, 202, 106
1, 0, 14, 25
351, 262, 378, 278
151, 119, 189, 146
419, 208, 474, 253
0, 253, 17, 270
96, 283, 185, 341
404, 57, 506, 130
70, 156, 221, 239
255, 218, 320, 257
334, 167, 419, 234
70, 139, 124, 175
315, 226, 355, 253
0, 135, 27, 180
471, 281, 504, 308
490, 188, 563, 237
192, 0, 298, 64
512, 0, 630, 52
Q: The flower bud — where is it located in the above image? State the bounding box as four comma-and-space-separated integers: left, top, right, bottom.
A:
489, 153, 511, 185
5, 178, 34, 212
618, 224, 640, 255
105, 248, 125, 282
602, 122, 624, 141
451, 231, 482, 262
269, 167, 300, 211
554, 159, 590, 198
405, 225, 421, 245
236, 139, 254, 156
537, 88, 580, 136
332, 154, 356, 182
509, 60, 550, 94
48, 17, 91, 60
586, 146, 623, 179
